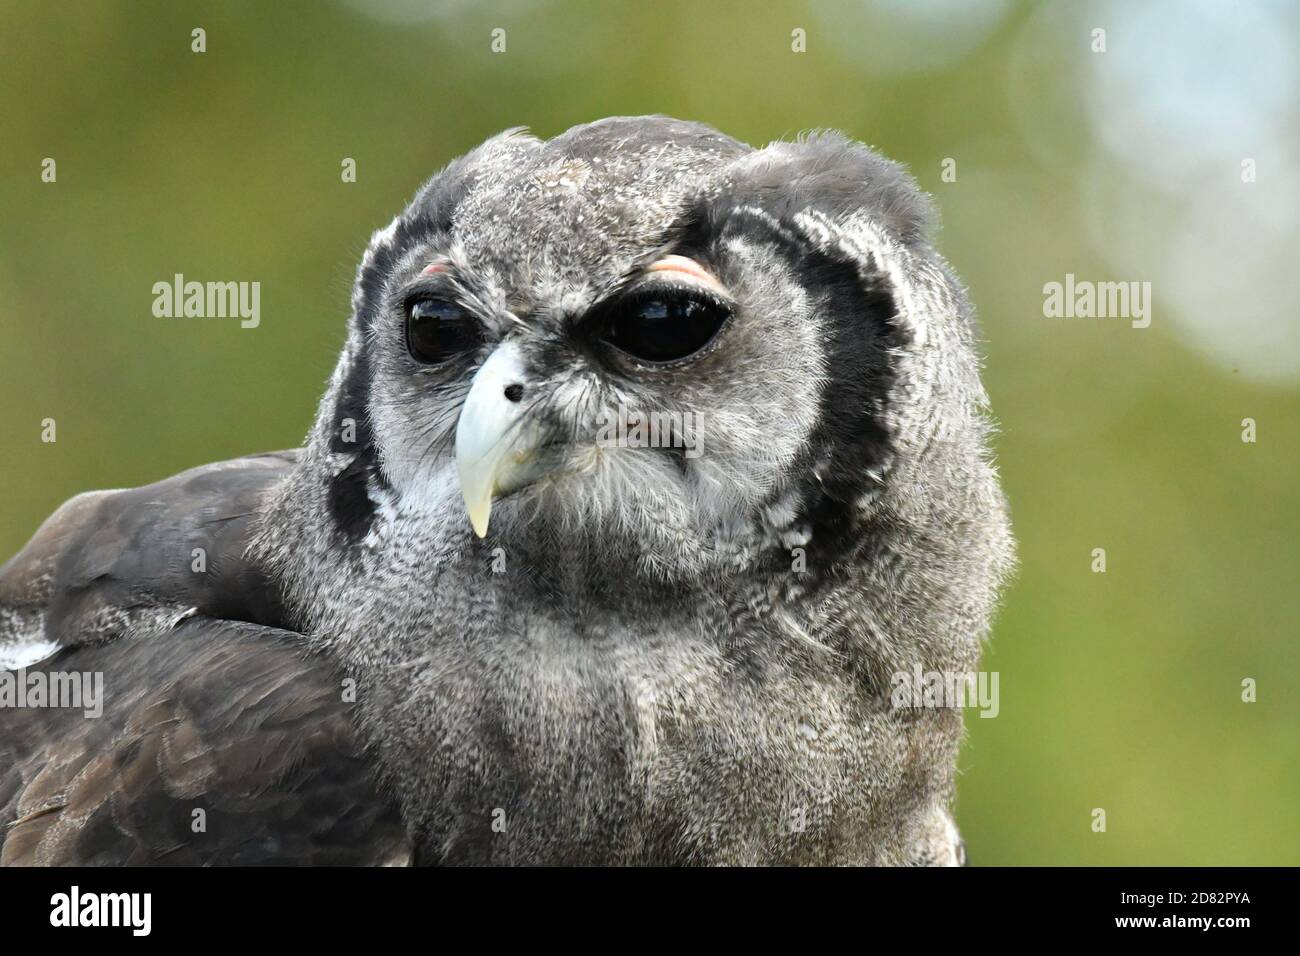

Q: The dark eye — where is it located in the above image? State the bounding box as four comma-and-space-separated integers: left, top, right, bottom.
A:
406, 299, 479, 364
602, 289, 731, 364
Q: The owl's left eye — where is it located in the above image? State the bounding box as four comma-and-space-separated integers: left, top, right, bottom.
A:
602, 289, 731, 364
407, 299, 480, 364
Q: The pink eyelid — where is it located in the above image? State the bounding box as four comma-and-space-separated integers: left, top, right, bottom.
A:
646, 255, 726, 293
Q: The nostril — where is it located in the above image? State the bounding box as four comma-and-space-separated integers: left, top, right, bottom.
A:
503, 383, 525, 403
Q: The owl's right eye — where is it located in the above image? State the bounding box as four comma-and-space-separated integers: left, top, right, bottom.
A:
407, 299, 480, 364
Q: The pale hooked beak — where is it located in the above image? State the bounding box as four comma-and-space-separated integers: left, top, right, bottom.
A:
454, 342, 551, 537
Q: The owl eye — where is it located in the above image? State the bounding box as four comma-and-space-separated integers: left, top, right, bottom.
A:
603, 289, 730, 364
407, 299, 480, 364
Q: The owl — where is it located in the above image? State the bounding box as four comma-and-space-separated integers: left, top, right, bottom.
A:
0, 116, 1013, 865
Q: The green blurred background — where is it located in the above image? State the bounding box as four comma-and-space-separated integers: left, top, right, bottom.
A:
1, 0, 1295, 864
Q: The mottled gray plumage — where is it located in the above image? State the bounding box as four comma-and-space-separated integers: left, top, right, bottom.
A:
1, 116, 1013, 865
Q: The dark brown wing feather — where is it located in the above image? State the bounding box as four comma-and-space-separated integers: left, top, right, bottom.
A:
0, 453, 411, 865
1, 619, 410, 865
0, 451, 298, 652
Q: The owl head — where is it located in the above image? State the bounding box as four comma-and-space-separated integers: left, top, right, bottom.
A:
310, 116, 1003, 588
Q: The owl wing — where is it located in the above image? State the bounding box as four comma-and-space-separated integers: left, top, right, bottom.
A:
0, 451, 299, 662
0, 453, 411, 866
